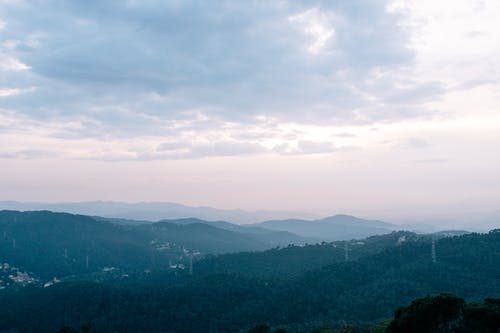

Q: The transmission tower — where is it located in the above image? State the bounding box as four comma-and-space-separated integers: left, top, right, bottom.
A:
64, 248, 68, 265
431, 237, 437, 264
151, 249, 156, 267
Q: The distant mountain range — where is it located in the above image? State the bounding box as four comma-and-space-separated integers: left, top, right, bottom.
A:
253, 214, 398, 241
0, 210, 307, 279
160, 217, 311, 245
0, 201, 408, 239
0, 201, 318, 224
0, 210, 407, 280
142, 215, 399, 242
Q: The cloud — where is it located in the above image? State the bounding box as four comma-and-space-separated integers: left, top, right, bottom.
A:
188, 141, 268, 158
332, 132, 356, 138
139, 141, 270, 160
404, 138, 430, 149
296, 140, 335, 154
156, 141, 190, 152
289, 7, 335, 54
0, 54, 30, 71
413, 158, 448, 164
0, 0, 448, 158
270, 140, 348, 155
0, 88, 22, 97
0, 149, 57, 159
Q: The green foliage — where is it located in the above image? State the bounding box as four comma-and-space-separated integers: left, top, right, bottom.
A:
272, 329, 287, 333
0, 210, 282, 279
458, 298, 500, 333
387, 294, 465, 333
386, 294, 500, 333
0, 210, 499, 333
371, 320, 390, 333
312, 328, 337, 333
57, 327, 79, 333
248, 324, 270, 333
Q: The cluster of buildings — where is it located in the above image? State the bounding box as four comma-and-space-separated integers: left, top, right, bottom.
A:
0, 262, 38, 289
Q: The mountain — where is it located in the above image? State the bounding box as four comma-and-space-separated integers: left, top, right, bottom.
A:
0, 201, 318, 224
253, 214, 398, 240
0, 210, 156, 279
0, 210, 302, 280
0, 230, 498, 333
160, 217, 312, 246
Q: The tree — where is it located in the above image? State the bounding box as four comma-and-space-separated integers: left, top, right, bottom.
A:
249, 324, 270, 333
387, 294, 465, 333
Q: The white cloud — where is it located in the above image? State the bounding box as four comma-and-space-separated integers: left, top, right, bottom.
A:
403, 137, 430, 149
390, 0, 500, 87
0, 0, 497, 162
289, 8, 335, 54
0, 54, 30, 71
296, 140, 335, 154
0, 88, 21, 97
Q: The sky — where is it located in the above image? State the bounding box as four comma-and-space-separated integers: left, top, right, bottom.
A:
1, 0, 499, 224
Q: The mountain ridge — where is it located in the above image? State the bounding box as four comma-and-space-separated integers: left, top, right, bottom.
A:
253, 214, 399, 241
0, 201, 318, 224
0, 210, 299, 279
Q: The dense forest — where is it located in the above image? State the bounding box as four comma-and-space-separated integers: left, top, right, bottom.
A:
0, 211, 498, 333
0, 210, 311, 279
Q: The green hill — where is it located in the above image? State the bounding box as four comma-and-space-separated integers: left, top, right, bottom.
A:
0, 210, 295, 279
0, 229, 498, 333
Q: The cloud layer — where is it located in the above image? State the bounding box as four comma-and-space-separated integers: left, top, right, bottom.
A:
0, 0, 446, 159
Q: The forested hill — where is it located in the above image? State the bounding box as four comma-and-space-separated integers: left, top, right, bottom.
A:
0, 210, 307, 279
0, 210, 413, 280
0, 229, 498, 333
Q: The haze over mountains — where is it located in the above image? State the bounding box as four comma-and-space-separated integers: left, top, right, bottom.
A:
0, 200, 442, 242
0, 201, 318, 224
255, 215, 398, 241
0, 209, 474, 282
0, 210, 308, 279
3, 200, 498, 233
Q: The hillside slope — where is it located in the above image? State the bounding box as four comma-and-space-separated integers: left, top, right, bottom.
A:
0, 210, 286, 279
0, 230, 498, 333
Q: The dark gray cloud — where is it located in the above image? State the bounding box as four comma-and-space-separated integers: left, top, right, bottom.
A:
0, 0, 443, 156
